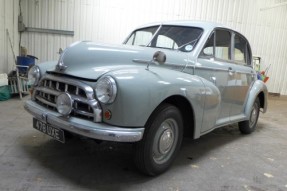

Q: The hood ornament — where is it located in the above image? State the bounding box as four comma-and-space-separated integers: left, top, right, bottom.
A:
56, 48, 67, 72
56, 60, 67, 71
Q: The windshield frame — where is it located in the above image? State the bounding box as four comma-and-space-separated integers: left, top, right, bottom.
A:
123, 24, 204, 52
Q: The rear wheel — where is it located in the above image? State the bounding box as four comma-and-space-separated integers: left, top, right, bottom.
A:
239, 98, 260, 134
134, 104, 183, 176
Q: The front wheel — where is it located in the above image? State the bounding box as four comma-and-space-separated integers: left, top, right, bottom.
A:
134, 104, 183, 176
239, 98, 260, 134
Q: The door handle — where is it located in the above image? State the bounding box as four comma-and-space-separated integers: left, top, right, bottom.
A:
210, 76, 216, 85
228, 67, 235, 76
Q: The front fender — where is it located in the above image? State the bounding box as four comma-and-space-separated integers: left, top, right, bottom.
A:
37, 61, 57, 75
245, 80, 268, 118
99, 66, 209, 128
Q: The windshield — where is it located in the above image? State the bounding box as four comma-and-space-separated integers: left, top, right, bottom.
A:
124, 25, 203, 52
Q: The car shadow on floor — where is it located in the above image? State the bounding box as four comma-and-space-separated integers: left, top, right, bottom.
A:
20, 122, 266, 190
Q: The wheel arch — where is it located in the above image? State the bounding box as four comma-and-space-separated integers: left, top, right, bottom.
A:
245, 80, 268, 118
145, 95, 195, 138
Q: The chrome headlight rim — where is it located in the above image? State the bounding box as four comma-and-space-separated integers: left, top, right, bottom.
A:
56, 92, 73, 116
95, 76, 117, 104
27, 65, 41, 86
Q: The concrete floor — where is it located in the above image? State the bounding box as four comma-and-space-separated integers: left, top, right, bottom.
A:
0, 95, 287, 191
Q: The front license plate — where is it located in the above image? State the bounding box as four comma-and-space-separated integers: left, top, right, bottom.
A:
33, 118, 65, 143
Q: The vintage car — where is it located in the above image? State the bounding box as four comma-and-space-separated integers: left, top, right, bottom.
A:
25, 21, 268, 175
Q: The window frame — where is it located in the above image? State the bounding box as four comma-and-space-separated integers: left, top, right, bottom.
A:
124, 25, 204, 52
199, 28, 252, 66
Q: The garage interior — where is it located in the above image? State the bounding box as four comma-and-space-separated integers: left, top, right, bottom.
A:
0, 0, 287, 190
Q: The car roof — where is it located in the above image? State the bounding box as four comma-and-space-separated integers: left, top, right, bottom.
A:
135, 20, 230, 31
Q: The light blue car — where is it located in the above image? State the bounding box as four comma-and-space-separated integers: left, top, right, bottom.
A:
25, 21, 268, 175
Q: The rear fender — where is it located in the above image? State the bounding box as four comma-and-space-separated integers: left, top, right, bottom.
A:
245, 80, 268, 118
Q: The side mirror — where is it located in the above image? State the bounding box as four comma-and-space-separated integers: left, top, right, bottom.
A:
143, 51, 167, 70
153, 51, 166, 65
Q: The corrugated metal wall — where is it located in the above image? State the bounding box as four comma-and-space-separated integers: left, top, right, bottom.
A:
0, 0, 19, 74
20, 0, 287, 95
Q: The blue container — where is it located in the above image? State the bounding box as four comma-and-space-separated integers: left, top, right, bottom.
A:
17, 56, 36, 73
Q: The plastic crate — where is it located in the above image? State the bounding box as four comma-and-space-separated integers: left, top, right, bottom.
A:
17, 56, 35, 73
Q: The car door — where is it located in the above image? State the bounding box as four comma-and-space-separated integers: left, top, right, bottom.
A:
228, 32, 255, 120
196, 29, 241, 133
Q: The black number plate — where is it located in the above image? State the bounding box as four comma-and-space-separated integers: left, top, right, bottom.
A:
33, 118, 65, 143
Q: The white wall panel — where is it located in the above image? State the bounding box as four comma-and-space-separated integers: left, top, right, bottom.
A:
0, 0, 19, 74
20, 0, 287, 95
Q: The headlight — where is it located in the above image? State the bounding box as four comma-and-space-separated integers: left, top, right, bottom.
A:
56, 93, 73, 116
27, 65, 41, 86
95, 76, 117, 104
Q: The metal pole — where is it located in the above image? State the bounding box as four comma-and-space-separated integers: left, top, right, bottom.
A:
6, 29, 22, 99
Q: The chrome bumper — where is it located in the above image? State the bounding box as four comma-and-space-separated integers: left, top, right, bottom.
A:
24, 100, 144, 142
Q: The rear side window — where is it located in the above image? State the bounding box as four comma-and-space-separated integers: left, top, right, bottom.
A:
234, 34, 251, 65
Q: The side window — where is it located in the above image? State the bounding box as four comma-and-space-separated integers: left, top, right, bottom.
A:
234, 34, 249, 65
215, 30, 231, 60
233, 33, 252, 65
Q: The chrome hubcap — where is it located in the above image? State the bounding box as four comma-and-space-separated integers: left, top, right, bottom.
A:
153, 118, 178, 164
159, 129, 174, 154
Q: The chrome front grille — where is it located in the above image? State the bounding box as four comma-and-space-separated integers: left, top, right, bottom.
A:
41, 79, 87, 98
33, 75, 102, 122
